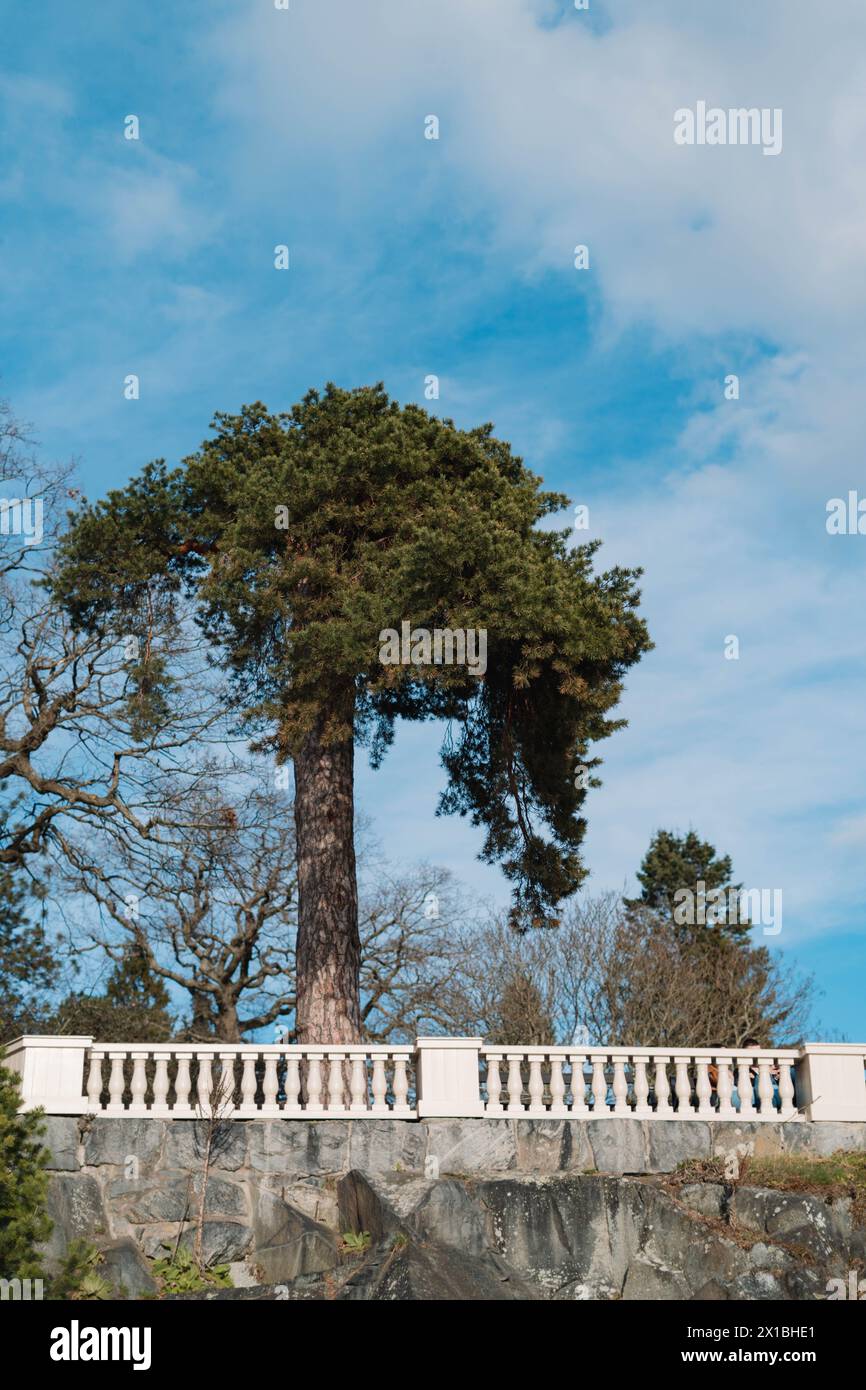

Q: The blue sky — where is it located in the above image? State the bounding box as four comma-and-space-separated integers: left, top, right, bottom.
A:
2, 0, 866, 1036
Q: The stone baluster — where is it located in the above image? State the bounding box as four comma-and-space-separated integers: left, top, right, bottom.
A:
632, 1055, 652, 1117
568, 1055, 589, 1115
527, 1053, 546, 1115
148, 1054, 169, 1117
756, 1058, 774, 1117
736, 1054, 756, 1117
217, 1053, 237, 1114
673, 1055, 692, 1116
612, 1059, 629, 1114
485, 1054, 504, 1113
173, 1052, 193, 1115
354, 1054, 372, 1112
196, 1052, 214, 1113
107, 1051, 127, 1114
86, 1050, 105, 1111
327, 1053, 345, 1112
239, 1052, 258, 1115
591, 1056, 608, 1114
549, 1056, 566, 1115
506, 1053, 525, 1114
392, 1052, 411, 1113
653, 1057, 672, 1115
260, 1053, 279, 1114
716, 1058, 734, 1117
695, 1060, 714, 1117
305, 1052, 324, 1114
130, 1052, 149, 1114
283, 1053, 301, 1112
778, 1058, 796, 1120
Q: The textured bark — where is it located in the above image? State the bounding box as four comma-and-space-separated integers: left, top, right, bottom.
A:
294, 704, 361, 1044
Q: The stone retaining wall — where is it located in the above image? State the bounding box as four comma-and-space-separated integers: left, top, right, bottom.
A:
38, 1116, 866, 1299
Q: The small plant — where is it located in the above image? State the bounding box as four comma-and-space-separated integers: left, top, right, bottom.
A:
51, 1241, 113, 1300
390, 1232, 408, 1251
339, 1230, 371, 1255
151, 1243, 232, 1295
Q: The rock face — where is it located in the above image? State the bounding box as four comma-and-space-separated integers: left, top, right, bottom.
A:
39, 1116, 866, 1300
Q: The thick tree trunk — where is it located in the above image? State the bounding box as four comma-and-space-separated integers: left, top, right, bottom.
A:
293, 703, 361, 1043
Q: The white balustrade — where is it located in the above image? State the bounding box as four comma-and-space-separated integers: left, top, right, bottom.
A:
18, 1041, 417, 1118
6, 1036, 865, 1122
479, 1046, 804, 1120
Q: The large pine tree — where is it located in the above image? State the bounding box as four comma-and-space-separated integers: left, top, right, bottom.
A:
54, 385, 651, 1042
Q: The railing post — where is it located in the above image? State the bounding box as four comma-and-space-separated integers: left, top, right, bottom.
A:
4, 1035, 92, 1114
796, 1044, 866, 1121
415, 1037, 484, 1117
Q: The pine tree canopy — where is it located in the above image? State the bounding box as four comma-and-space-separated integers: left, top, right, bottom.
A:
627, 828, 751, 946
53, 384, 652, 923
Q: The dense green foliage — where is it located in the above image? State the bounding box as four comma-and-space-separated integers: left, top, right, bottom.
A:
54, 384, 651, 923
0, 852, 58, 1041
0, 1056, 52, 1281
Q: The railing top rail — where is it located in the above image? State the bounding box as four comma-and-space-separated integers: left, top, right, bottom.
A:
85, 1041, 415, 1055
479, 1045, 802, 1059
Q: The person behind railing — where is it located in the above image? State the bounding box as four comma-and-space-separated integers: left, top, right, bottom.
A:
707, 1044, 781, 1113
707, 1054, 720, 1110
741, 1038, 784, 1112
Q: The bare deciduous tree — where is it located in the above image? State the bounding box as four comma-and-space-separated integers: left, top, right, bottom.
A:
57, 775, 297, 1041
440, 893, 815, 1048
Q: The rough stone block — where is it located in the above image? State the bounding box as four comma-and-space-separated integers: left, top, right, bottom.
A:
44, 1174, 107, 1262
41, 1116, 81, 1171
177, 1221, 252, 1264
423, 1117, 517, 1174
515, 1119, 592, 1173
82, 1117, 165, 1170
247, 1120, 350, 1176
679, 1182, 726, 1219
162, 1120, 247, 1171
251, 1187, 338, 1282
646, 1120, 711, 1172
784, 1122, 866, 1156
711, 1122, 784, 1162
587, 1119, 647, 1174
98, 1237, 159, 1298
108, 1173, 248, 1225
622, 1257, 690, 1300
348, 1119, 426, 1174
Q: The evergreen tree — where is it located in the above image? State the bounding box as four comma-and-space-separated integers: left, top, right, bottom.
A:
51, 946, 174, 1043
627, 828, 750, 946
54, 385, 651, 1041
0, 1056, 52, 1281
0, 851, 58, 1041
489, 969, 556, 1046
